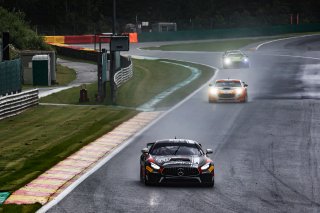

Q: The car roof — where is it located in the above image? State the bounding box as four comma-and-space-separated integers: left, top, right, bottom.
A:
155, 139, 198, 145
225, 50, 243, 54
215, 79, 242, 83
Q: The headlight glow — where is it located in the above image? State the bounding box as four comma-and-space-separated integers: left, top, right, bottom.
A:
150, 162, 160, 170
224, 57, 231, 65
201, 163, 210, 171
243, 57, 249, 62
235, 88, 243, 95
209, 87, 218, 95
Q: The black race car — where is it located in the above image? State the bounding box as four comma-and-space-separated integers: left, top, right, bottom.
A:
140, 139, 215, 187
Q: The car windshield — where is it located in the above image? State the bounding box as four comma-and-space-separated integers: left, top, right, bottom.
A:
228, 53, 243, 57
215, 81, 242, 87
150, 143, 203, 156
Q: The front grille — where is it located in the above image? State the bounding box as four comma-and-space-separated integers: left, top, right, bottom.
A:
162, 167, 199, 176
219, 93, 235, 98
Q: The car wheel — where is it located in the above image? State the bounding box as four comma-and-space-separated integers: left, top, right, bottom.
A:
244, 95, 248, 103
144, 174, 151, 186
203, 179, 214, 188
140, 166, 144, 182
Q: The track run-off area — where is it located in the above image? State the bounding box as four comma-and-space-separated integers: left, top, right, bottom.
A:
41, 35, 320, 213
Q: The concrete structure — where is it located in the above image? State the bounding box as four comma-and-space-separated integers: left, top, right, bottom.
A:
20, 50, 56, 85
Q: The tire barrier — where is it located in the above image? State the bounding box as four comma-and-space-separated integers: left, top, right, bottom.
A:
0, 89, 38, 120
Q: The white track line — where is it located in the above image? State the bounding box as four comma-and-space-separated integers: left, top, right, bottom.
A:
37, 60, 218, 213
255, 34, 320, 50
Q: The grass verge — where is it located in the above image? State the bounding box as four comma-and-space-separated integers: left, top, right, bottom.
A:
154, 60, 214, 109
142, 37, 271, 51
22, 63, 76, 91
0, 105, 137, 192
142, 32, 320, 52
40, 58, 216, 109
55, 64, 77, 85
0, 203, 42, 213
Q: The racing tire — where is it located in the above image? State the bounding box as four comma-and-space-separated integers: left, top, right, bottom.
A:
140, 166, 144, 183
144, 174, 154, 186
202, 179, 214, 188
244, 95, 248, 103
141, 166, 152, 186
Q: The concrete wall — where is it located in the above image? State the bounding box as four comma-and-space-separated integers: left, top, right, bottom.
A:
20, 51, 56, 85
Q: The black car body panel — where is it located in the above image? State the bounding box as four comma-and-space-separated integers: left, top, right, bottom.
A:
140, 139, 214, 187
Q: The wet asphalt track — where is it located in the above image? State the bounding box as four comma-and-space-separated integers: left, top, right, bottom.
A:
46, 35, 320, 213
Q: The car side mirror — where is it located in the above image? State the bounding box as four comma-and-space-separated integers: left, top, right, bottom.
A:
206, 149, 213, 154
141, 148, 149, 154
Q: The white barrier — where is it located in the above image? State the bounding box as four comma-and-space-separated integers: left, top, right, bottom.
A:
114, 62, 133, 88
0, 89, 39, 120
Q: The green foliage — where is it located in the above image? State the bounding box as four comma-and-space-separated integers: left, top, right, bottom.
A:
0, 7, 50, 50
2, 0, 320, 34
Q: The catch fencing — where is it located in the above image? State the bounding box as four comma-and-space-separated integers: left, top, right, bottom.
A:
0, 59, 21, 96
0, 89, 39, 120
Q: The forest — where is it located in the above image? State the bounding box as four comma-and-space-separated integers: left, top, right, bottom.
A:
1, 0, 320, 35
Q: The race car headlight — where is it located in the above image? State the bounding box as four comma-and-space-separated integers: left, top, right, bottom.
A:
209, 87, 218, 95
235, 88, 243, 95
201, 163, 210, 171
224, 57, 231, 65
243, 57, 249, 63
150, 162, 160, 170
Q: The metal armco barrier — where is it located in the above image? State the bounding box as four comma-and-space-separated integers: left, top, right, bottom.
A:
114, 61, 133, 88
0, 89, 39, 120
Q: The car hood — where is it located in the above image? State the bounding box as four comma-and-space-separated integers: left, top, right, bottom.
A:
227, 56, 243, 61
217, 87, 240, 90
152, 155, 207, 167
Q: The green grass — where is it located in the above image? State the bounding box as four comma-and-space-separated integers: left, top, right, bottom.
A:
142, 32, 320, 52
116, 59, 192, 107
0, 203, 42, 213
40, 59, 216, 109
0, 105, 137, 192
143, 38, 271, 51
40, 82, 110, 105
55, 64, 77, 85
22, 63, 76, 91
154, 61, 214, 109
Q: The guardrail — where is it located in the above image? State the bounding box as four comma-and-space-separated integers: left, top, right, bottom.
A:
114, 60, 133, 88
0, 89, 39, 120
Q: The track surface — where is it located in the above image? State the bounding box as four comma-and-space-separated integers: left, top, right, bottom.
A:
47, 35, 320, 213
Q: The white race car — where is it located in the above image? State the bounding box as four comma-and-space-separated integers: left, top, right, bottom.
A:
222, 50, 249, 69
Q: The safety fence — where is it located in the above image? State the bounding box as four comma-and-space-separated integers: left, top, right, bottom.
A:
114, 61, 133, 88
0, 59, 21, 96
0, 89, 38, 120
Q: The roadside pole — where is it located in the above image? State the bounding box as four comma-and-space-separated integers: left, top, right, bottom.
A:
110, 0, 117, 104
